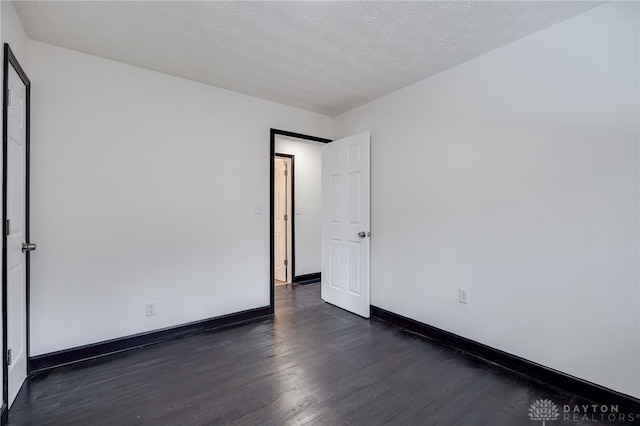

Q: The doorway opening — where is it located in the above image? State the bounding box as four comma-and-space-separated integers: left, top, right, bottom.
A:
269, 129, 331, 313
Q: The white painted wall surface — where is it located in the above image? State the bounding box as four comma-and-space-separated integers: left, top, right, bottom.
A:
27, 40, 332, 356
1, 1, 28, 68
334, 2, 640, 397
275, 136, 323, 276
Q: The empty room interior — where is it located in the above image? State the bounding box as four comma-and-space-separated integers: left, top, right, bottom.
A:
0, 1, 638, 425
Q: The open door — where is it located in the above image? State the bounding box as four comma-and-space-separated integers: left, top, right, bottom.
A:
2, 44, 33, 409
321, 131, 370, 318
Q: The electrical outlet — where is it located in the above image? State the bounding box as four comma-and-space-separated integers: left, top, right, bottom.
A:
459, 288, 469, 304
146, 302, 157, 316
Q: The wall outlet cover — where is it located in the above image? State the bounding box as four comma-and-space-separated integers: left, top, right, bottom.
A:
146, 302, 157, 316
459, 288, 469, 304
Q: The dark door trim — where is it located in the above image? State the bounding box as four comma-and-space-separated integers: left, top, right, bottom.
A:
274, 153, 295, 284
2, 43, 31, 416
270, 129, 331, 314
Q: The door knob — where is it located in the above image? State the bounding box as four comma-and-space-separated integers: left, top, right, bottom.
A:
358, 231, 371, 238
21, 242, 36, 253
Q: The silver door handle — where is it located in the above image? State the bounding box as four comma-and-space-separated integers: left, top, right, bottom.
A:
358, 231, 370, 238
22, 242, 36, 253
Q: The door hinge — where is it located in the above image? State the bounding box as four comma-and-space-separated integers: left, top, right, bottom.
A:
5, 219, 10, 236
284, 170, 288, 177
6, 89, 11, 106
284, 214, 288, 221
7, 348, 11, 365
284, 259, 288, 266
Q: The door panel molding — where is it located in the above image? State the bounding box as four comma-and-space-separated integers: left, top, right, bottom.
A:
2, 43, 31, 414
321, 131, 370, 318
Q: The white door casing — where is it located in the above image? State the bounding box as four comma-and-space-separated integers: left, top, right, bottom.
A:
6, 64, 28, 407
321, 131, 370, 318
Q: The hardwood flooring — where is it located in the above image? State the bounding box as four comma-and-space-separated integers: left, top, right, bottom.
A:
8, 284, 630, 425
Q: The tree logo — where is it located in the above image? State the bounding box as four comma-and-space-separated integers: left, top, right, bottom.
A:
529, 399, 560, 425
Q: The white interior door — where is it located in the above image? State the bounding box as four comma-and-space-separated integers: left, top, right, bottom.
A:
6, 64, 29, 407
321, 131, 370, 317
274, 157, 287, 282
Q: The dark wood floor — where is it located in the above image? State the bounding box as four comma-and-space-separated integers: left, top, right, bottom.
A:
8, 284, 629, 425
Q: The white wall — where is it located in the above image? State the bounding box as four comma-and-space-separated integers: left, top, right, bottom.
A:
275, 136, 323, 277
334, 2, 640, 398
1, 0, 27, 67
28, 40, 332, 356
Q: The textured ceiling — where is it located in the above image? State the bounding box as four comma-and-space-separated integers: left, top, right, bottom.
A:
15, 1, 602, 116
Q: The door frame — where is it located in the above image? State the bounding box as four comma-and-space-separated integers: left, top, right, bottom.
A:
2, 43, 31, 413
274, 153, 294, 284
269, 129, 331, 313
